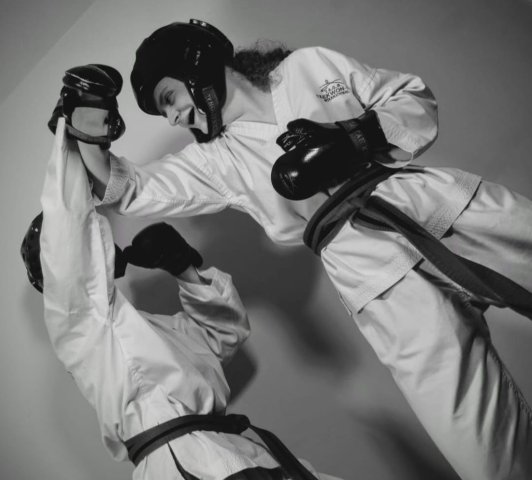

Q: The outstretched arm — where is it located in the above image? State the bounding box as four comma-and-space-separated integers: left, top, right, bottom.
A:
40, 118, 117, 369
49, 64, 228, 216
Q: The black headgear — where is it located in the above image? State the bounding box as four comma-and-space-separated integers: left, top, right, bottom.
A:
130, 19, 234, 143
20, 212, 44, 293
20, 212, 127, 294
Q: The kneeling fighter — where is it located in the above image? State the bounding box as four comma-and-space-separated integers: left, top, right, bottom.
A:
20, 116, 343, 479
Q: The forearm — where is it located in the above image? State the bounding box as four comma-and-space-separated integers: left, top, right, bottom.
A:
363, 68, 438, 161
178, 267, 250, 362
77, 141, 111, 200
175, 266, 211, 285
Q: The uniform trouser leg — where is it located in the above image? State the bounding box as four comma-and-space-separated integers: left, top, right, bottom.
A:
330, 180, 532, 480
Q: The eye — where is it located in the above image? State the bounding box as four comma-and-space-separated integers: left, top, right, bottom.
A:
164, 92, 173, 105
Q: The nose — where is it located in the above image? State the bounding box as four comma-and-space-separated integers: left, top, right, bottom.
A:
164, 106, 179, 126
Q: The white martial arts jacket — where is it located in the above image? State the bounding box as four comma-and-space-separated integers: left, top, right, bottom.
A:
40, 120, 281, 479
101, 46, 481, 311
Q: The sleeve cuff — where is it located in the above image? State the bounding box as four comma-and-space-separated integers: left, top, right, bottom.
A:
176, 267, 231, 303
93, 152, 132, 206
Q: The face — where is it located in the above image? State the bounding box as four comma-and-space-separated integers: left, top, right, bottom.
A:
153, 77, 208, 133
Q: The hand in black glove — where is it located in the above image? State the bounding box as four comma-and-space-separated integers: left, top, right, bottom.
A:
48, 64, 125, 148
123, 223, 203, 277
271, 110, 389, 200
278, 110, 388, 159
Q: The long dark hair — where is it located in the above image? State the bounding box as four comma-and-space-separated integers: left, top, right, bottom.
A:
228, 41, 292, 91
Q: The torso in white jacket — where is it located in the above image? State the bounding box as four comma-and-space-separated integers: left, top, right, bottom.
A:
102, 46, 481, 310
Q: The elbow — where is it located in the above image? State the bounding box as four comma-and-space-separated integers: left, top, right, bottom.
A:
411, 84, 439, 155
238, 314, 251, 344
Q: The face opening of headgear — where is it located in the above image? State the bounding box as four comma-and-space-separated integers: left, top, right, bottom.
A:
130, 18, 234, 143
20, 212, 127, 294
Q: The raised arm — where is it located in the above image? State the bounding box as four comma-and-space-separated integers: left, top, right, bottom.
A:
39, 118, 117, 368
48, 64, 229, 217
123, 222, 249, 363
176, 266, 250, 364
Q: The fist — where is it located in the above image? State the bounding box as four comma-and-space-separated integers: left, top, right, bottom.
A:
48, 64, 125, 146
123, 223, 203, 277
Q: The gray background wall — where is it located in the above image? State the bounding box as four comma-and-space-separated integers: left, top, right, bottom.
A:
1, 1, 532, 479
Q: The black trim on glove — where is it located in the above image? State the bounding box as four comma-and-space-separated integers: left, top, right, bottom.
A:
335, 110, 389, 161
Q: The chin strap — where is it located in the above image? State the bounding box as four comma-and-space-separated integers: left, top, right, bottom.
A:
188, 84, 224, 143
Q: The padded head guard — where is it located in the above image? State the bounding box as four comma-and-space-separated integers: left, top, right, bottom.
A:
20, 212, 44, 293
131, 19, 234, 143
20, 212, 127, 294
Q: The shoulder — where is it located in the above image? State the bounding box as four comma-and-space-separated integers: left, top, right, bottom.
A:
155, 139, 221, 170
281, 46, 354, 71
274, 46, 363, 90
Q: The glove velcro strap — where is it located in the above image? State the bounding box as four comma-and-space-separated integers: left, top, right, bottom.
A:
336, 110, 389, 160
64, 123, 112, 147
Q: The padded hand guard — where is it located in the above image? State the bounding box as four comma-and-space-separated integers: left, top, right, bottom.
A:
123, 223, 203, 277
272, 110, 388, 201
48, 64, 125, 147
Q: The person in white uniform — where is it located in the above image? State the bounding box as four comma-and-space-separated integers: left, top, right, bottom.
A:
51, 19, 532, 480
21, 117, 342, 480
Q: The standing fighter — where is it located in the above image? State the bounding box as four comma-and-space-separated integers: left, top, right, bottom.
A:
22, 116, 342, 480
50, 19, 532, 480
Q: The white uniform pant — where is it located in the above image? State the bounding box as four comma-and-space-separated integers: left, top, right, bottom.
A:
325, 179, 532, 480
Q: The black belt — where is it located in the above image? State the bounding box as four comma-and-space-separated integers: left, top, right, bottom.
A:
304, 164, 532, 318
125, 413, 318, 480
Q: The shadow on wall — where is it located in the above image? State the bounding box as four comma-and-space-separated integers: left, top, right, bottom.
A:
124, 205, 362, 400
188, 209, 361, 371
354, 412, 460, 480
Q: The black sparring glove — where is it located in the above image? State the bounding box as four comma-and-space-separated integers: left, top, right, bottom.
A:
271, 110, 389, 200
123, 223, 203, 277
48, 64, 125, 148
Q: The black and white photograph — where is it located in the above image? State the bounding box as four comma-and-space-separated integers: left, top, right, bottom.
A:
2, 1, 532, 479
